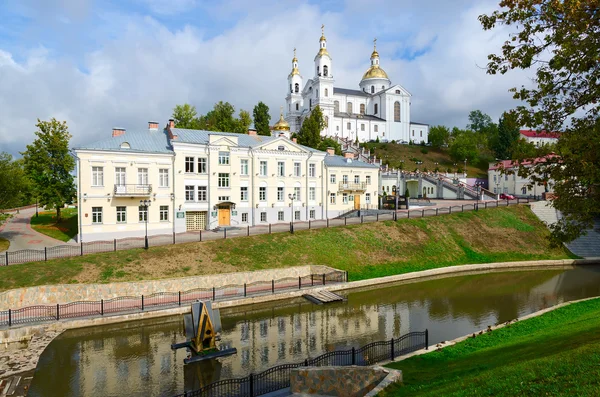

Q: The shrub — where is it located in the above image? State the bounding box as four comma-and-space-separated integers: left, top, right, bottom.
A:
420, 147, 429, 154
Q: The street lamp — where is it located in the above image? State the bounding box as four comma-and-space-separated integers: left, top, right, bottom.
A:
35, 197, 38, 217
475, 181, 484, 211
288, 193, 296, 234
464, 159, 467, 177
140, 199, 151, 249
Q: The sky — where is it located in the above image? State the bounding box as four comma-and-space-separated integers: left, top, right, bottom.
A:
0, 0, 532, 156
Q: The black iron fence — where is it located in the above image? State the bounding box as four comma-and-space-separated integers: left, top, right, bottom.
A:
0, 199, 532, 267
173, 330, 429, 397
0, 270, 346, 328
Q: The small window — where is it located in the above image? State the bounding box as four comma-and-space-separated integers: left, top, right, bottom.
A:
92, 166, 104, 187
278, 161, 285, 177
294, 186, 301, 199
330, 174, 336, 184
120, 142, 130, 149
342, 193, 348, 204
296, 103, 299, 110
334, 101, 339, 113
241, 186, 248, 201
323, 65, 328, 77
198, 158, 207, 174
198, 186, 207, 202
138, 206, 148, 222
371, 86, 374, 94
92, 207, 103, 224
218, 196, 230, 201
347, 102, 353, 114
277, 187, 284, 201
218, 152, 230, 165
260, 212, 267, 222
259, 186, 267, 201
278, 211, 284, 221
342, 175, 348, 184
374, 125, 378, 132
242, 213, 248, 223
278, 145, 285, 151
185, 157, 194, 173
294, 83, 299, 93
360, 104, 365, 115
374, 103, 378, 114
329, 193, 336, 204
395, 89, 401, 94
309, 164, 316, 177
160, 205, 169, 221
347, 122, 351, 130
366, 193, 371, 203
294, 211, 301, 220
240, 159, 249, 176
361, 124, 365, 131
185, 186, 194, 201
218, 173, 230, 187
354, 175, 360, 184
260, 161, 267, 176
294, 162, 301, 177
366, 175, 371, 185
309, 187, 316, 201
309, 210, 315, 219
394, 101, 400, 122
116, 207, 126, 223
324, 88, 328, 97
159, 168, 169, 187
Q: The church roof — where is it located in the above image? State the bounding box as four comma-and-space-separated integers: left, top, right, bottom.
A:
410, 122, 429, 126
334, 112, 386, 122
333, 87, 368, 97
324, 154, 379, 168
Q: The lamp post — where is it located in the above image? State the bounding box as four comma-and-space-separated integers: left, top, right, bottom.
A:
475, 181, 484, 211
35, 197, 38, 217
464, 158, 467, 177
288, 193, 296, 234
140, 199, 151, 249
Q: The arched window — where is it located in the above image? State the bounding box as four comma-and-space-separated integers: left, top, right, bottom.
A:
334, 101, 339, 113
395, 89, 401, 94
316, 89, 319, 98
324, 88, 328, 97
323, 65, 328, 76
290, 84, 292, 93
374, 103, 378, 114
294, 83, 299, 93
296, 103, 299, 111
382, 85, 385, 90
347, 102, 353, 114
371, 86, 375, 94
394, 101, 400, 122
317, 66, 320, 75
360, 104, 365, 115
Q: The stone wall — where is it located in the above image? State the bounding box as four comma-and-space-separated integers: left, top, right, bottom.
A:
0, 265, 339, 310
290, 366, 396, 397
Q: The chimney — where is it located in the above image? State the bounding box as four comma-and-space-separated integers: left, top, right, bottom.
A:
112, 128, 126, 137
168, 119, 175, 129
343, 151, 353, 159
292, 138, 297, 143
248, 128, 257, 136
326, 147, 335, 155
148, 121, 159, 130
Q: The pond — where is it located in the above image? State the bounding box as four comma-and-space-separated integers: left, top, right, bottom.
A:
28, 265, 600, 396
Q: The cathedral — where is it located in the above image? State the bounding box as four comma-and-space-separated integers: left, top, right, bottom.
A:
284, 26, 429, 144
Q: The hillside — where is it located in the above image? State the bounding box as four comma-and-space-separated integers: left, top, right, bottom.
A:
0, 206, 572, 291
362, 142, 488, 178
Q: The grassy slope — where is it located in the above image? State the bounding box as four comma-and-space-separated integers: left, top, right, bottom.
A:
30, 208, 78, 242
363, 142, 488, 177
0, 214, 11, 251
0, 206, 572, 291
383, 298, 600, 397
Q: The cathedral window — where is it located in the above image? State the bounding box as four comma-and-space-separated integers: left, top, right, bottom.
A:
347, 102, 353, 114
334, 101, 339, 113
374, 125, 378, 132
361, 124, 365, 131
323, 65, 328, 76
374, 104, 378, 114
360, 104, 365, 115
395, 90, 401, 94
371, 86, 374, 94
296, 103, 299, 111
295, 83, 299, 93
325, 88, 328, 97
347, 122, 351, 130
394, 101, 400, 122
382, 85, 385, 90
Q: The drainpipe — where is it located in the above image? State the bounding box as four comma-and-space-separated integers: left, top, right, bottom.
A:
305, 151, 313, 220
172, 152, 176, 234
74, 151, 83, 243
250, 148, 256, 226
322, 159, 326, 219
207, 146, 211, 229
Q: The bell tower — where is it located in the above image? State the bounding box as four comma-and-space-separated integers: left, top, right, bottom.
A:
286, 48, 303, 133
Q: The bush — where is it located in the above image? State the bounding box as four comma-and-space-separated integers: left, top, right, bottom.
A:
420, 147, 429, 154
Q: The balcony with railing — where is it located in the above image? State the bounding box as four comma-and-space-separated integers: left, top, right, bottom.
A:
338, 182, 367, 193
113, 184, 152, 196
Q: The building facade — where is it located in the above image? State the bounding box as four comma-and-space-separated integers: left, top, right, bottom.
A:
74, 120, 379, 242
285, 27, 429, 144
488, 159, 555, 197
520, 130, 560, 147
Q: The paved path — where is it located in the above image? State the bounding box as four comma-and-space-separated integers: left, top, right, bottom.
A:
0, 207, 71, 252
530, 201, 600, 258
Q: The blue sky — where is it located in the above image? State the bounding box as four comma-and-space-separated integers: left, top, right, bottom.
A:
0, 0, 530, 155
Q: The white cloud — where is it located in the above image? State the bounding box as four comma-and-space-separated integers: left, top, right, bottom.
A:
0, 0, 533, 155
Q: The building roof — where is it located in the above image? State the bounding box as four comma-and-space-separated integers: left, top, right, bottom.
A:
74, 129, 173, 154
520, 129, 560, 139
324, 154, 379, 168
410, 121, 429, 126
333, 87, 369, 97
488, 155, 556, 171
334, 112, 386, 122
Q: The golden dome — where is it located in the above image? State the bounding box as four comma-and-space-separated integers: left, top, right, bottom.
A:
317, 47, 330, 57
371, 49, 379, 59
362, 65, 389, 80
273, 112, 290, 131
289, 67, 300, 77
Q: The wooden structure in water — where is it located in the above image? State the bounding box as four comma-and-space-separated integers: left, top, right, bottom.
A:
303, 290, 346, 305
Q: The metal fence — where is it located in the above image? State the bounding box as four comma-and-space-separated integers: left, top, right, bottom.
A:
174, 330, 429, 397
0, 270, 346, 328
0, 199, 532, 267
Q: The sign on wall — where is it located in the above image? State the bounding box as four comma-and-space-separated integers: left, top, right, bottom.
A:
176, 212, 185, 219
231, 211, 238, 216
211, 211, 217, 217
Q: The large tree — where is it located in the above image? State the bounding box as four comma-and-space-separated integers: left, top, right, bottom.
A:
480, 0, 600, 244
22, 119, 75, 220
491, 112, 521, 160
449, 129, 479, 165
0, 153, 32, 210
428, 125, 450, 149
172, 103, 200, 129
297, 106, 325, 149
252, 102, 271, 136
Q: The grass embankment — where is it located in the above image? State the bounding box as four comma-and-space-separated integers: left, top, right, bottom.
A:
0, 205, 573, 291
362, 142, 487, 177
0, 213, 11, 251
30, 208, 78, 242
383, 297, 600, 397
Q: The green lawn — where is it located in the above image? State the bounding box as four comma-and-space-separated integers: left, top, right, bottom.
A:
30, 208, 78, 242
0, 237, 9, 251
0, 205, 573, 291
383, 298, 600, 397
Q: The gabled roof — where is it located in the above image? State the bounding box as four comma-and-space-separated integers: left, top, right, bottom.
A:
333, 87, 369, 97
520, 129, 560, 139
74, 129, 173, 154
488, 155, 557, 171
324, 154, 379, 168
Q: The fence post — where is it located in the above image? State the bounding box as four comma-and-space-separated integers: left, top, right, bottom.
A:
56, 304, 59, 321
248, 225, 250, 236
249, 373, 254, 397
311, 274, 314, 286
422, 210, 424, 218
309, 220, 311, 229
327, 219, 329, 227
425, 329, 429, 350
141, 295, 144, 311
80, 241, 83, 256
5, 251, 8, 266
200, 230, 202, 242
352, 347, 356, 365
244, 283, 247, 297
345, 271, 348, 282
213, 287, 216, 301
391, 338, 395, 361
272, 279, 275, 293
45, 247, 47, 261
462, 205, 464, 212
269, 224, 271, 234
436, 208, 439, 216
345, 217, 347, 226
224, 228, 227, 239
173, 232, 175, 244
394, 211, 397, 221
376, 213, 379, 221
408, 210, 410, 219
361, 215, 364, 223
101, 299, 104, 315
114, 239, 117, 252
298, 276, 301, 289
485, 202, 488, 209
8, 309, 11, 327
449, 206, 452, 214
323, 274, 326, 285
178, 291, 181, 306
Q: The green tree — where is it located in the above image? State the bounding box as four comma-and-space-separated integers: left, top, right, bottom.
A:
172, 104, 199, 129
467, 110, 493, 134
491, 112, 521, 160
449, 129, 479, 164
0, 153, 32, 210
317, 137, 342, 155
428, 125, 450, 149
252, 102, 271, 136
480, 0, 600, 243
297, 106, 325, 149
22, 119, 75, 220
234, 109, 252, 134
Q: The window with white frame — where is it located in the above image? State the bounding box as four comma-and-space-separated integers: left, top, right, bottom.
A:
347, 122, 351, 130
92, 207, 103, 224
294, 211, 300, 220
185, 157, 194, 173
92, 166, 104, 186
309, 187, 316, 201
260, 161, 267, 176
366, 175, 371, 185
218, 173, 230, 187
277, 161, 285, 177
277, 187, 284, 201
366, 193, 371, 203
198, 158, 207, 174
242, 213, 248, 223
116, 206, 126, 223
259, 187, 266, 201
185, 185, 194, 201
342, 193, 348, 204
198, 186, 207, 202
330, 174, 336, 183
218, 152, 230, 165
138, 206, 148, 222
342, 175, 348, 184
354, 175, 360, 184
329, 193, 336, 204
241, 187, 248, 201
308, 164, 316, 177
138, 168, 148, 185
240, 159, 248, 175
260, 212, 267, 222
494, 175, 497, 182
115, 167, 126, 186
349, 195, 354, 202
309, 210, 315, 219
361, 124, 365, 131
294, 186, 301, 200
505, 174, 508, 181
160, 205, 168, 221
504, 187, 508, 193
494, 187, 497, 193
374, 125, 378, 132
218, 196, 230, 201
294, 162, 301, 177
159, 169, 169, 187
278, 211, 284, 221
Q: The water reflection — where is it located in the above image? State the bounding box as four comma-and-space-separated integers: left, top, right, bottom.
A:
28, 266, 600, 397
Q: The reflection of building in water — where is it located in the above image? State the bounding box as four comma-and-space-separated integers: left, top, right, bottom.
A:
218, 300, 410, 376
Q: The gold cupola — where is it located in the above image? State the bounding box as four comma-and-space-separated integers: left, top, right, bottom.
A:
316, 24, 330, 57
361, 38, 389, 81
273, 107, 290, 131
289, 48, 300, 77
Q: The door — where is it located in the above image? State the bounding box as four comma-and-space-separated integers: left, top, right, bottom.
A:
115, 167, 126, 194
354, 195, 361, 210
218, 208, 230, 226
186, 211, 207, 231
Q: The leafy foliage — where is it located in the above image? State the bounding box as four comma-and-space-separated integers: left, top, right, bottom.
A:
172, 104, 200, 129
428, 125, 450, 149
0, 153, 33, 210
252, 101, 271, 136
172, 102, 252, 134
297, 105, 325, 149
22, 119, 75, 220
317, 137, 342, 155
491, 112, 521, 160
480, 0, 600, 243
